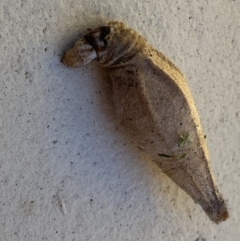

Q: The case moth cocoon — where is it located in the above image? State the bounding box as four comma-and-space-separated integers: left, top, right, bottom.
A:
62, 21, 229, 224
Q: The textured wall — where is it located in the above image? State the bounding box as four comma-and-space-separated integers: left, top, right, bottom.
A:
0, 0, 239, 240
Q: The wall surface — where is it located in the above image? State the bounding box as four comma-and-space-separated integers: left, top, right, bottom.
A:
0, 0, 239, 240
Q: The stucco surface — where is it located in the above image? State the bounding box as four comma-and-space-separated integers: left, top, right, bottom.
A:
0, 1, 239, 240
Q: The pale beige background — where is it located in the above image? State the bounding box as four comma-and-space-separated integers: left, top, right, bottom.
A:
0, 0, 239, 240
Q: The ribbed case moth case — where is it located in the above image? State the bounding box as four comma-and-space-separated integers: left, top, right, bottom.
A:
62, 21, 229, 224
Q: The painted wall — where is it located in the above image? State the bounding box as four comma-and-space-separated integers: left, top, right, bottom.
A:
0, 1, 239, 240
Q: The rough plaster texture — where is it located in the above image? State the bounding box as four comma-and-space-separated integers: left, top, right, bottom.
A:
0, 0, 239, 240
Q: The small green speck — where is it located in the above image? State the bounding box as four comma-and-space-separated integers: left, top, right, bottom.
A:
178, 133, 190, 147
179, 153, 187, 159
